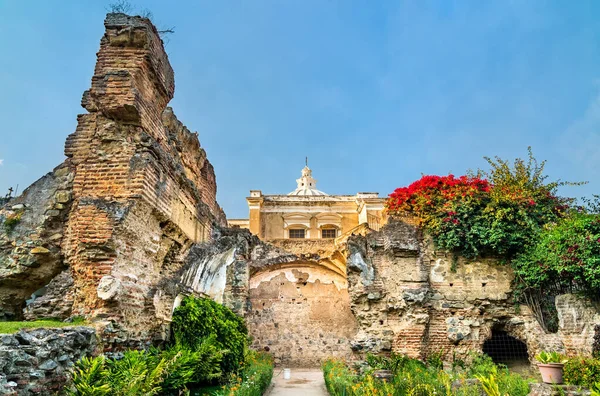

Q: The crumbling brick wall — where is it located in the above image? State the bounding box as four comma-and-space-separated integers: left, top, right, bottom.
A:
61, 13, 226, 336
247, 264, 357, 367
346, 218, 600, 363
0, 14, 225, 342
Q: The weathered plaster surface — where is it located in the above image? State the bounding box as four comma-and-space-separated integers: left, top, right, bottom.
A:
345, 218, 600, 362
247, 266, 357, 367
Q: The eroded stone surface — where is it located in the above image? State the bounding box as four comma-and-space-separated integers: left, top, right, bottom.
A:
0, 164, 73, 320
0, 327, 96, 396
0, 13, 225, 343
344, 218, 600, 362
529, 383, 591, 396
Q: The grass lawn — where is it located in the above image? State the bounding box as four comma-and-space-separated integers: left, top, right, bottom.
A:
0, 318, 86, 334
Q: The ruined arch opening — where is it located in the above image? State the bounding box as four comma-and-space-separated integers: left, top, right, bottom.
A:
482, 329, 529, 367
247, 262, 356, 367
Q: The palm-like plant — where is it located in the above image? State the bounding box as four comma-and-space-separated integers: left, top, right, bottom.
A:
66, 356, 111, 396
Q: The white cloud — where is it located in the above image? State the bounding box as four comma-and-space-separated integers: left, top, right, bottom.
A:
0, 159, 4, 166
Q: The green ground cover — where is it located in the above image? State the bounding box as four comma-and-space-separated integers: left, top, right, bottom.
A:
323, 353, 532, 396
0, 318, 86, 334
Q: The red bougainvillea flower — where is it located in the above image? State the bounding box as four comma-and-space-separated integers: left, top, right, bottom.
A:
385, 174, 490, 214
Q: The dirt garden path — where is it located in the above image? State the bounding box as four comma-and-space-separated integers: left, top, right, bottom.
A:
266, 368, 328, 396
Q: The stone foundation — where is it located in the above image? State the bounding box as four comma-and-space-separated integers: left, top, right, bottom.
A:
0, 327, 96, 396
529, 383, 591, 396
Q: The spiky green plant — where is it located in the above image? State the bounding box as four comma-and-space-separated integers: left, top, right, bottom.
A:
66, 356, 111, 396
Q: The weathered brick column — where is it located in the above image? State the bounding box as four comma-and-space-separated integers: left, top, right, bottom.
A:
59, 13, 225, 338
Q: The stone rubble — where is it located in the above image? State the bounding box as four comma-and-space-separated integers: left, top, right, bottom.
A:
0, 327, 96, 396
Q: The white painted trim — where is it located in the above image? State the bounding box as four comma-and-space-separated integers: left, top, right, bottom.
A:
259, 207, 359, 213
315, 212, 343, 219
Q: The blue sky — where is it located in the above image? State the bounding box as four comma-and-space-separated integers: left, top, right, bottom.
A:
0, 1, 598, 218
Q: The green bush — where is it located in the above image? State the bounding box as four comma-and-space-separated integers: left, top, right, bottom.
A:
172, 296, 248, 374
214, 351, 274, 396
67, 351, 167, 396
466, 354, 497, 377
67, 296, 253, 394
365, 352, 411, 373
67, 339, 224, 395
323, 358, 359, 396
564, 356, 600, 388
513, 212, 600, 295
159, 339, 224, 391
67, 356, 111, 396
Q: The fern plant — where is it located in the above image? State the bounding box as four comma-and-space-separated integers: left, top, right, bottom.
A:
66, 356, 111, 396
107, 350, 168, 396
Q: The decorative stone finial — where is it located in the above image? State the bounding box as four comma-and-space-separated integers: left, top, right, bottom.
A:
288, 163, 328, 196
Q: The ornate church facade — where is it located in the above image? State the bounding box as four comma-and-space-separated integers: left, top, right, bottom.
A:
227, 165, 388, 246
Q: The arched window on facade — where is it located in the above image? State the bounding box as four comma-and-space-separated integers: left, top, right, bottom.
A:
282, 213, 311, 239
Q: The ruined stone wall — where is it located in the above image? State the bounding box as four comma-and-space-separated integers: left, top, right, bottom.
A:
0, 327, 96, 396
346, 219, 600, 363
0, 14, 225, 342
247, 263, 357, 367
172, 226, 357, 367
556, 294, 600, 357
61, 13, 225, 336
0, 163, 74, 320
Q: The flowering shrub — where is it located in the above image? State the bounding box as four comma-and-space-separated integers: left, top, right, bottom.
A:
563, 356, 600, 388
385, 150, 600, 330
386, 174, 490, 215
386, 148, 579, 260
387, 175, 494, 258
215, 351, 273, 396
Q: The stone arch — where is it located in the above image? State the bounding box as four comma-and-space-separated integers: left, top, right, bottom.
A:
247, 261, 357, 367
482, 326, 530, 368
